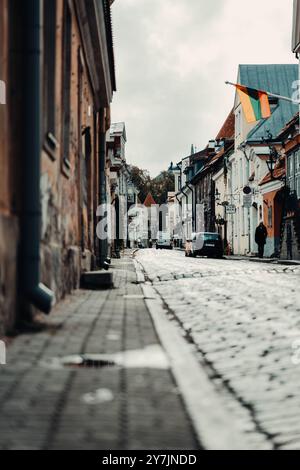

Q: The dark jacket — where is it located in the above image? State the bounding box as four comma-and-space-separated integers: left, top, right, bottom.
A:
255, 224, 268, 245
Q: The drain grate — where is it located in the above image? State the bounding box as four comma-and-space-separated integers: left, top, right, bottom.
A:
70, 355, 116, 368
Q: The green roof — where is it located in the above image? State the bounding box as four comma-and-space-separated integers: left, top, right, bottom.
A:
237, 64, 299, 141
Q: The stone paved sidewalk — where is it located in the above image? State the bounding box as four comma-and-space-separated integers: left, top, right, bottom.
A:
0, 254, 198, 450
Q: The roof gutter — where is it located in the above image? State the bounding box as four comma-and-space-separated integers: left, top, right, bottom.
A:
20, 0, 54, 314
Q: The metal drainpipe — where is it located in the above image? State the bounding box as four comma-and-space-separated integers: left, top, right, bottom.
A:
20, 0, 54, 314
98, 108, 108, 268
186, 183, 195, 231
175, 193, 182, 246
181, 187, 189, 239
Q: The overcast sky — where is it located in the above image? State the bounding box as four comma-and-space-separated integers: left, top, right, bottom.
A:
111, 0, 297, 176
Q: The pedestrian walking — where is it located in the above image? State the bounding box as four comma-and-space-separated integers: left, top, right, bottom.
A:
255, 222, 268, 258
185, 239, 192, 257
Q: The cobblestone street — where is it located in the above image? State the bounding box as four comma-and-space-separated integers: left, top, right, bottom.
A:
2, 0, 300, 459
2, 249, 300, 450
136, 249, 300, 450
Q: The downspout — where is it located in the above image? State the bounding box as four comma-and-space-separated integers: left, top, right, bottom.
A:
20, 0, 54, 314
239, 144, 252, 254
181, 187, 189, 203
98, 108, 108, 268
175, 192, 183, 246
187, 183, 195, 232
181, 187, 189, 240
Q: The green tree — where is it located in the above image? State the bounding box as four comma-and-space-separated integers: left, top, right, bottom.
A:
128, 166, 175, 205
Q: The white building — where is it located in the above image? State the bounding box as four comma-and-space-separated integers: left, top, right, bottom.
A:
107, 122, 139, 253
169, 156, 194, 243
227, 64, 298, 255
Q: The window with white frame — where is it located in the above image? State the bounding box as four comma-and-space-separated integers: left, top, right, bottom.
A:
244, 207, 248, 234
234, 163, 238, 190
268, 206, 273, 228
287, 148, 300, 197
236, 109, 241, 136
296, 149, 300, 197
239, 159, 243, 188
244, 159, 250, 185
241, 207, 245, 235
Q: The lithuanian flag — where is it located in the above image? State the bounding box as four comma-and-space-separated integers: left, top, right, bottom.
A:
235, 84, 271, 123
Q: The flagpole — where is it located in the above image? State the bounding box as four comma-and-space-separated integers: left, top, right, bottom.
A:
225, 81, 299, 104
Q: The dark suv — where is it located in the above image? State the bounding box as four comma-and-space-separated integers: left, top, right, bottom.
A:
190, 232, 223, 258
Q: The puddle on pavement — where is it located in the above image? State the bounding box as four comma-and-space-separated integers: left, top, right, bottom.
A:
82, 388, 114, 405
41, 344, 169, 370
106, 331, 120, 341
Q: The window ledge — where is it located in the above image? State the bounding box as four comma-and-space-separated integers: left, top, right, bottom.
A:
62, 158, 71, 179
43, 133, 59, 161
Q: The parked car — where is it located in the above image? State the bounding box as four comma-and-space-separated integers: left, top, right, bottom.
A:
186, 232, 223, 258
156, 231, 173, 250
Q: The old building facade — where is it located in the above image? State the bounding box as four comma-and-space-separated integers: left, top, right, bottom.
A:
227, 64, 298, 256
279, 114, 300, 260
0, 0, 116, 335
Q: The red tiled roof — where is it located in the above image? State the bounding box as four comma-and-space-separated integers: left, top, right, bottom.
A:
143, 193, 156, 207
205, 148, 225, 168
216, 109, 235, 140
277, 112, 299, 138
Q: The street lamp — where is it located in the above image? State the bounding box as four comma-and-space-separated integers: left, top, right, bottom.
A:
266, 146, 279, 179
262, 131, 283, 181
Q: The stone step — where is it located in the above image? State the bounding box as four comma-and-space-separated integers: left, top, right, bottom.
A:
80, 271, 114, 290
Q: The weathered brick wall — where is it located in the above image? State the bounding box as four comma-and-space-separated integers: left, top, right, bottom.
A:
40, 0, 99, 303
0, 0, 20, 334
0, 215, 19, 335
0, 0, 9, 214
0, 0, 110, 333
